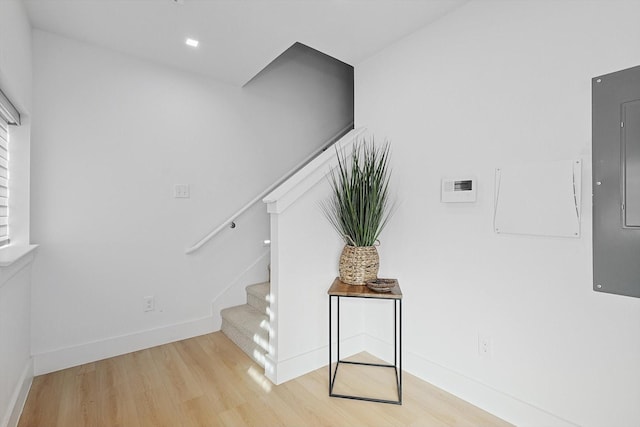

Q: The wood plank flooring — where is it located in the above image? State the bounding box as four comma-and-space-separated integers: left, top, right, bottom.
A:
18, 332, 513, 427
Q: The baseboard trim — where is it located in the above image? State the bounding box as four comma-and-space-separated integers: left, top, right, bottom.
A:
2, 358, 33, 427
405, 349, 579, 427
30, 319, 577, 427
33, 315, 215, 375
362, 334, 577, 427
267, 333, 365, 385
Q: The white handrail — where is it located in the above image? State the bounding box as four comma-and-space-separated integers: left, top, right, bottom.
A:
185, 122, 354, 254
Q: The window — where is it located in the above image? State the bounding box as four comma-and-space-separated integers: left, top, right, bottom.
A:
0, 89, 21, 248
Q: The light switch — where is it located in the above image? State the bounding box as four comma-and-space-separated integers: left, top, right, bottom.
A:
174, 184, 190, 198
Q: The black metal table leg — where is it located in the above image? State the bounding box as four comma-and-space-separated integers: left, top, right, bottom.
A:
327, 278, 403, 405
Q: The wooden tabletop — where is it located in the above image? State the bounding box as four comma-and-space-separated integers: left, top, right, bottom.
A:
327, 277, 402, 299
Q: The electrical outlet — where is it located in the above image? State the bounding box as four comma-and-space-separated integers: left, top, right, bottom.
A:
478, 333, 492, 357
144, 296, 155, 312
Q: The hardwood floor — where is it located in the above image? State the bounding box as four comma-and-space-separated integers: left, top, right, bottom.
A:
18, 332, 513, 427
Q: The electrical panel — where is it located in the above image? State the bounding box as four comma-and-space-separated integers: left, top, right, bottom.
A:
593, 65, 640, 298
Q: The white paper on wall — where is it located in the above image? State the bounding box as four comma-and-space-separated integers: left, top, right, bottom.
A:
494, 159, 582, 238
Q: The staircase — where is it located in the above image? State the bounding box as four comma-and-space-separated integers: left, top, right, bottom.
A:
221, 282, 270, 367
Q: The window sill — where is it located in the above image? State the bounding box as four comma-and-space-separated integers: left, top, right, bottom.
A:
0, 244, 39, 268
0, 244, 38, 288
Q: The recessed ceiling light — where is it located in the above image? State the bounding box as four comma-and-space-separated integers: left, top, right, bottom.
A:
185, 38, 199, 48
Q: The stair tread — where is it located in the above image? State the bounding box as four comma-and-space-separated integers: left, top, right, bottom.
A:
220, 282, 271, 367
221, 304, 268, 338
246, 281, 270, 298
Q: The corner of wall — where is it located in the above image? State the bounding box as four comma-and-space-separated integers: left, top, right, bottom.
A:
404, 351, 579, 427
2, 358, 33, 427
266, 334, 366, 385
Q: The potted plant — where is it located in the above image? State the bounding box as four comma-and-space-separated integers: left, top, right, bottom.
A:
322, 138, 394, 285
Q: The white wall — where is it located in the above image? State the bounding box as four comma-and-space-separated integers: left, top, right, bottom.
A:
264, 129, 366, 384
0, 1, 33, 426
30, 31, 353, 374
0, 254, 35, 427
356, 1, 640, 426
0, 0, 32, 113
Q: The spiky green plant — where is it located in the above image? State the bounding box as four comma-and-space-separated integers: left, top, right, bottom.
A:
322, 139, 394, 247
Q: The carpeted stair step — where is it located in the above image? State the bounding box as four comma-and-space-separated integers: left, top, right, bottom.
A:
221, 303, 269, 367
246, 281, 270, 315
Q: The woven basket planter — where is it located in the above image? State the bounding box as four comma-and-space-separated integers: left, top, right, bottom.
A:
339, 245, 379, 285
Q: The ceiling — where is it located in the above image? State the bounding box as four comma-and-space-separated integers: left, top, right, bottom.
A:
24, 0, 468, 87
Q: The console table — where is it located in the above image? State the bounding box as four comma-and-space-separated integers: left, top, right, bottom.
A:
327, 277, 402, 405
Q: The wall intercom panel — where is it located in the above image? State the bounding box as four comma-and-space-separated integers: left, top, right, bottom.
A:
441, 178, 476, 203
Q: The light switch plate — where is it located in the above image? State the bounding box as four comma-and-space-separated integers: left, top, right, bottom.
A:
174, 184, 190, 198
